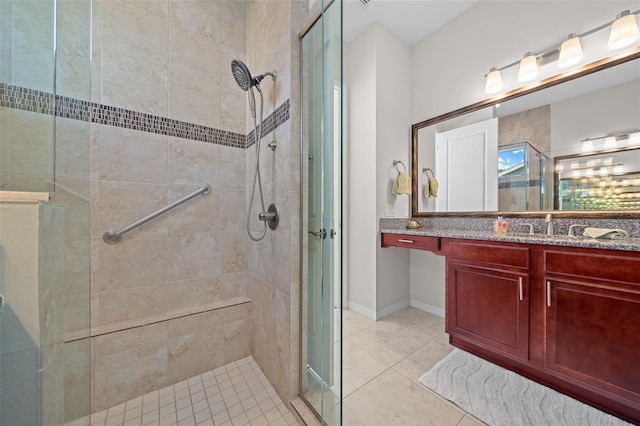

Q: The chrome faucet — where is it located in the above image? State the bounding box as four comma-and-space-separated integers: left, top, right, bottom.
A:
545, 213, 553, 236
568, 224, 588, 236
519, 223, 534, 235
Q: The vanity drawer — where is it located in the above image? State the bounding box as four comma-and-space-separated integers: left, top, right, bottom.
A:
381, 233, 440, 252
544, 250, 640, 284
447, 240, 529, 269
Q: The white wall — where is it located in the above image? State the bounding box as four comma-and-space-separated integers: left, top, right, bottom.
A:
551, 79, 640, 156
346, 24, 378, 315
374, 25, 411, 314
408, 0, 639, 312
346, 23, 411, 318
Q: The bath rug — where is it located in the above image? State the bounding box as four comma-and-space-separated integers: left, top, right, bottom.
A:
419, 348, 632, 426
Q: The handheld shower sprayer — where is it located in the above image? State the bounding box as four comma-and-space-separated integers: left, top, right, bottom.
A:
230, 59, 279, 241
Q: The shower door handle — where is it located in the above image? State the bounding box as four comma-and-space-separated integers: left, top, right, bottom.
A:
309, 228, 327, 239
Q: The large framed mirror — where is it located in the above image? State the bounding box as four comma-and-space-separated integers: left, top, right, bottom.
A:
412, 49, 640, 217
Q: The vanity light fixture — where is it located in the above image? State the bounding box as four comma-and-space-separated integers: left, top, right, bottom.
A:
609, 10, 640, 50
518, 52, 539, 82
484, 9, 640, 94
485, 67, 503, 94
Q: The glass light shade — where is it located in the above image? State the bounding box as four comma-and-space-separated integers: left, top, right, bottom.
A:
558, 35, 583, 68
600, 167, 609, 176
485, 68, 502, 94
518, 53, 538, 82
581, 139, 594, 152
608, 11, 640, 50
604, 135, 617, 148
629, 131, 640, 144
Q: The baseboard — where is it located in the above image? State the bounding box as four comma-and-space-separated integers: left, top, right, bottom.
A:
347, 301, 377, 320
375, 299, 410, 320
410, 299, 445, 318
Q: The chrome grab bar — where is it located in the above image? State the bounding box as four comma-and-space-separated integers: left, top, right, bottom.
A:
103, 184, 211, 244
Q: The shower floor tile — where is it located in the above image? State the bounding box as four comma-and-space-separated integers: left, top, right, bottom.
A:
76, 356, 298, 426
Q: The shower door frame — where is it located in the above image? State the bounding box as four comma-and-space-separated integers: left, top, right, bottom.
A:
299, 0, 343, 423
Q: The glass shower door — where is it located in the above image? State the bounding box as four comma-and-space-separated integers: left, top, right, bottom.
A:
300, 0, 342, 424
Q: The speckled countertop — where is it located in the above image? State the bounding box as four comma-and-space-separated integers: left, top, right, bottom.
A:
380, 217, 640, 252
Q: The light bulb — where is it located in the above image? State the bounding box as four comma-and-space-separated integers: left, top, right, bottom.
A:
558, 34, 583, 68
609, 10, 640, 50
518, 52, 538, 82
485, 67, 503, 94
604, 135, 617, 148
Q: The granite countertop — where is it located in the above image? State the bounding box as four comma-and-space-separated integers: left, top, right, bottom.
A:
380, 227, 640, 252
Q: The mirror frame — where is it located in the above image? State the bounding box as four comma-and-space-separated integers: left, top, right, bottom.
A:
411, 47, 640, 218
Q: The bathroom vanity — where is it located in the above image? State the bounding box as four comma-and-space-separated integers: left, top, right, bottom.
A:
381, 230, 640, 424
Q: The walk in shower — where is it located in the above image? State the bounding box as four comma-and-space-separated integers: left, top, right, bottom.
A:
2, 0, 305, 425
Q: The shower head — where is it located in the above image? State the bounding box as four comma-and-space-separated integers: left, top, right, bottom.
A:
231, 59, 278, 90
231, 59, 252, 91
231, 60, 278, 119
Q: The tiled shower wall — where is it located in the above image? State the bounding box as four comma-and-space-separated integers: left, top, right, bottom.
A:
1, 0, 302, 420
82, 0, 255, 414
245, 0, 306, 404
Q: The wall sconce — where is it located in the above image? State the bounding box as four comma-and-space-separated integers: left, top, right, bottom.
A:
558, 34, 583, 68
485, 9, 640, 94
609, 10, 640, 50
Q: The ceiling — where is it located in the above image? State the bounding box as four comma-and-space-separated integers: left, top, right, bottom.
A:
343, 0, 479, 46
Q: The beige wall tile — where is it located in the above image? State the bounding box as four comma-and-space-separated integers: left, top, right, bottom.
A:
166, 231, 219, 281
166, 185, 219, 234
168, 0, 221, 41
220, 0, 247, 52
101, 48, 168, 115
98, 125, 168, 183
220, 145, 246, 190
93, 180, 168, 236
223, 302, 251, 324
220, 271, 247, 300
223, 318, 252, 363
96, 232, 169, 292
219, 231, 246, 274
102, 0, 168, 70
167, 310, 223, 338
220, 189, 245, 232
168, 72, 221, 128
53, 177, 90, 237
168, 136, 221, 186
7, 108, 55, 176
167, 326, 225, 383
56, 117, 91, 178
56, 0, 92, 100
169, 24, 220, 84
94, 340, 168, 411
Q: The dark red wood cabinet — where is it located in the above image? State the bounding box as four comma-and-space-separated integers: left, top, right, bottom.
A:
381, 234, 640, 423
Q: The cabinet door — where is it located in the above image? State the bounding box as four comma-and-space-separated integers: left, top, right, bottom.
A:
545, 278, 640, 405
447, 262, 529, 360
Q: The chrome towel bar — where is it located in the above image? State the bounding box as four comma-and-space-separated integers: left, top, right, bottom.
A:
103, 184, 211, 244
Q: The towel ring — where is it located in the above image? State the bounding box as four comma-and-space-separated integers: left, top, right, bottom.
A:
393, 160, 407, 173
423, 167, 435, 178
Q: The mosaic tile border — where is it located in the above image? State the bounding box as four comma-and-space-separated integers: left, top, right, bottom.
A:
0, 82, 290, 149
498, 179, 542, 189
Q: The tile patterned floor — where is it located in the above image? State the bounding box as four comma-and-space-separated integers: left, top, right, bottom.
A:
340, 307, 485, 426
68, 356, 297, 426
